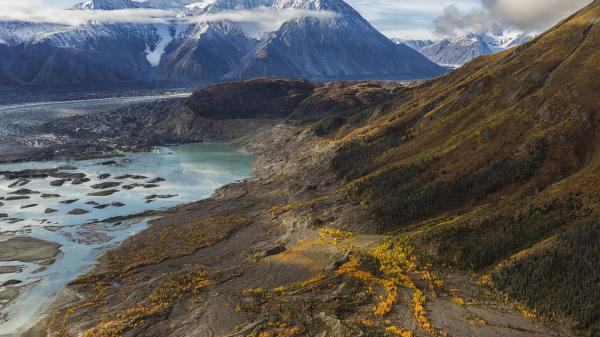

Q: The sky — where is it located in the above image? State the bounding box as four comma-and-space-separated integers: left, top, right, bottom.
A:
346, 0, 480, 39
18, 0, 596, 39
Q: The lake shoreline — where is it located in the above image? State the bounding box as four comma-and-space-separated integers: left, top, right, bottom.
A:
0, 143, 253, 335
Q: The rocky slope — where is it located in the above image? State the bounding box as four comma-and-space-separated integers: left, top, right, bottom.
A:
0, 0, 445, 90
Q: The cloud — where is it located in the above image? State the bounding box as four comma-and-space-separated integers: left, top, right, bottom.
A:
483, 0, 592, 31
0, 0, 177, 25
433, 5, 502, 36
433, 0, 592, 36
186, 7, 338, 36
346, 0, 479, 39
0, 0, 336, 32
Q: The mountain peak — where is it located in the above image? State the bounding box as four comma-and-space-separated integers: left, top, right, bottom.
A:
183, 0, 354, 15
400, 31, 535, 66
74, 0, 151, 10
0, 0, 445, 87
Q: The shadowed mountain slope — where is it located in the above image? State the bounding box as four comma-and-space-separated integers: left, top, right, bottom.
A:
0, 0, 446, 90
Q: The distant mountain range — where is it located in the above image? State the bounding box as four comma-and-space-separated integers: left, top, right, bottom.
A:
0, 0, 446, 90
394, 32, 534, 66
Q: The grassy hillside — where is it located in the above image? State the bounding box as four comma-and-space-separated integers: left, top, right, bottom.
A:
325, 1, 600, 335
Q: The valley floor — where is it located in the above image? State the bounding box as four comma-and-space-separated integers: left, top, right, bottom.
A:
24, 121, 574, 337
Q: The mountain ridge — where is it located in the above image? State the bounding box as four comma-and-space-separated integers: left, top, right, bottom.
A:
0, 0, 446, 90
396, 32, 534, 66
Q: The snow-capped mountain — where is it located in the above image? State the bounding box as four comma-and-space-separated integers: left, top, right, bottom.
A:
0, 0, 446, 89
74, 0, 152, 10
395, 32, 534, 67
0, 22, 61, 46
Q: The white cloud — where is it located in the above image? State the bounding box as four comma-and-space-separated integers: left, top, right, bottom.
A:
0, 0, 178, 25
0, 0, 336, 32
434, 0, 592, 36
345, 0, 479, 39
8, 0, 592, 39
484, 0, 592, 31
186, 6, 337, 36
433, 5, 502, 36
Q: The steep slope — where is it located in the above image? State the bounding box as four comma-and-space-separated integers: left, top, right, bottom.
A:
161, 0, 445, 82
218, 0, 445, 80
228, 17, 443, 80
0, 0, 446, 90
0, 22, 60, 46
158, 21, 258, 82
327, 1, 600, 335
0, 1, 160, 88
399, 32, 533, 66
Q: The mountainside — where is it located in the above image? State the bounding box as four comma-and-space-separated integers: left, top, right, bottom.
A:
397, 32, 533, 66
328, 1, 600, 334
0, 0, 445, 90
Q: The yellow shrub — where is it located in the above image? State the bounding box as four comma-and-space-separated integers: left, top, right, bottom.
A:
386, 326, 413, 337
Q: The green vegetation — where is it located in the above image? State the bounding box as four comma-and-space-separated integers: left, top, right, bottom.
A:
420, 195, 589, 269
331, 126, 415, 182
491, 217, 600, 336
342, 140, 546, 230
326, 1, 600, 335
